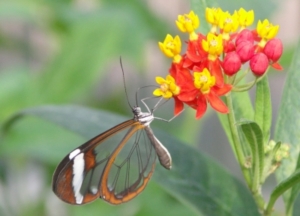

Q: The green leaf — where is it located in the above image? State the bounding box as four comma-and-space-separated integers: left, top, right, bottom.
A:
266, 169, 300, 215
239, 121, 264, 191
38, 10, 142, 103
274, 40, 300, 214
190, 0, 211, 32
3, 105, 260, 216
0, 69, 34, 121
261, 141, 281, 183
255, 76, 272, 145
286, 154, 300, 216
218, 91, 254, 152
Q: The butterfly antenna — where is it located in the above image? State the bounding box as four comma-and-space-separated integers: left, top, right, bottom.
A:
135, 85, 158, 108
120, 57, 133, 110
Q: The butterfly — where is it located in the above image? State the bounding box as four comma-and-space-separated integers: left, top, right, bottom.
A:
52, 99, 172, 205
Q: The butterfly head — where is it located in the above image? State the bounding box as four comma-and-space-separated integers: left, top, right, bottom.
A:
132, 106, 154, 126
132, 106, 142, 116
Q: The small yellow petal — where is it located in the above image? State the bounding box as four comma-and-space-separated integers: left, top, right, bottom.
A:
256, 19, 279, 40
202, 40, 209, 52
193, 68, 216, 94
245, 10, 254, 26
166, 74, 175, 82
155, 76, 165, 85
175, 20, 185, 32
153, 75, 180, 98
175, 10, 200, 34
205, 8, 215, 24
153, 89, 163, 97
173, 35, 182, 54
158, 34, 182, 58
267, 25, 279, 39
163, 91, 173, 99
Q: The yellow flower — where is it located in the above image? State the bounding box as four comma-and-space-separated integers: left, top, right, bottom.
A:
158, 34, 182, 63
237, 8, 254, 28
257, 19, 279, 40
256, 19, 279, 48
153, 75, 180, 99
202, 33, 223, 61
193, 68, 216, 94
176, 10, 199, 40
219, 11, 239, 40
205, 7, 223, 33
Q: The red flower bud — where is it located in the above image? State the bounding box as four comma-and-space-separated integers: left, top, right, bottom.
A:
250, 53, 269, 76
236, 40, 255, 63
263, 38, 283, 62
224, 40, 235, 53
235, 29, 254, 46
222, 52, 242, 76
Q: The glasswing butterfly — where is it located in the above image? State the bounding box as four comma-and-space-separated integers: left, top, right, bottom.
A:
52, 64, 173, 205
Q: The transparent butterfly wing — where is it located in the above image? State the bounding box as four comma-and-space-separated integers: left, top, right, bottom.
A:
99, 123, 157, 203
52, 120, 157, 205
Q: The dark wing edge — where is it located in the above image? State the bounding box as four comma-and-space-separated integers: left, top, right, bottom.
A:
100, 123, 157, 204
52, 119, 136, 205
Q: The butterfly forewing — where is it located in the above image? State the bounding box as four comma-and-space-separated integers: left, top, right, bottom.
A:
52, 119, 157, 205
101, 125, 157, 203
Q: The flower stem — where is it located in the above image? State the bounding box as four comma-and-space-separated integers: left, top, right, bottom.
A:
225, 92, 267, 212
225, 93, 252, 187
232, 78, 257, 92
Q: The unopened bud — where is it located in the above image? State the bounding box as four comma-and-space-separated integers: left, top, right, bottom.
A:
250, 53, 269, 76
223, 52, 242, 76
236, 40, 255, 63
235, 29, 254, 46
263, 38, 283, 62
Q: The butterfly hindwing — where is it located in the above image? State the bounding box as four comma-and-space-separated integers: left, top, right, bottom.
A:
52, 119, 157, 205
100, 123, 157, 204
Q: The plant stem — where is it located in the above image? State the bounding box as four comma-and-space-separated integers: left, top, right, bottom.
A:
225, 93, 252, 187
225, 92, 267, 213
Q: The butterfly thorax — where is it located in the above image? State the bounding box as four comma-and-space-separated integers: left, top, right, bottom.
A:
132, 106, 154, 126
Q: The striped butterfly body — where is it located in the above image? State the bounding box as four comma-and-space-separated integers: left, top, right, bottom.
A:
52, 106, 171, 205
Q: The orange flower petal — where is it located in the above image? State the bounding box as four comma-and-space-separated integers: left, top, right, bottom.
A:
271, 62, 283, 70
196, 96, 207, 119
213, 84, 232, 95
174, 97, 184, 116
207, 92, 229, 113
178, 89, 198, 102
208, 60, 224, 87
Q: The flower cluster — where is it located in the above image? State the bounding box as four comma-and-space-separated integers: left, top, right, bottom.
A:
264, 140, 290, 176
154, 8, 283, 119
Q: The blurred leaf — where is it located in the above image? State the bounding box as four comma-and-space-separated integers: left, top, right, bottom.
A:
0, 116, 84, 164
190, 0, 210, 32
274, 40, 300, 214
286, 154, 300, 216
218, 91, 254, 152
266, 169, 300, 216
239, 121, 264, 188
279, 45, 295, 68
64, 179, 199, 216
231, 91, 254, 122
38, 8, 154, 103
255, 76, 272, 144
102, 0, 172, 39
0, 1, 171, 106
216, 0, 277, 20
0, 1, 38, 21
3, 105, 260, 216
0, 69, 34, 121
190, 0, 278, 31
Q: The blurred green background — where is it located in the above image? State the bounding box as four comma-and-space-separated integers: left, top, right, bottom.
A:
0, 0, 297, 215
